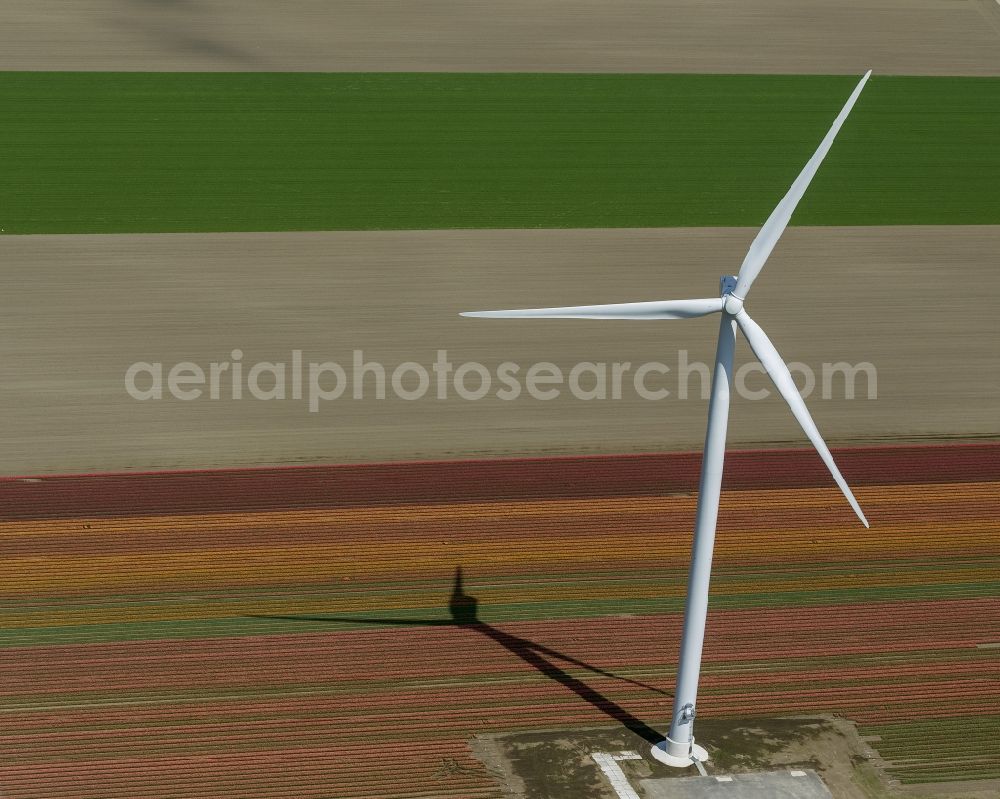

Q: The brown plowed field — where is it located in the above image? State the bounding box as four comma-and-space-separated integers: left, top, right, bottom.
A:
4, 0, 1000, 75
3, 227, 999, 477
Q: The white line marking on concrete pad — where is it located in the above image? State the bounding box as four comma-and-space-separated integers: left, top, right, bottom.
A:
715, 775, 734, 782
612, 751, 642, 761
791, 770, 808, 776
592, 753, 641, 799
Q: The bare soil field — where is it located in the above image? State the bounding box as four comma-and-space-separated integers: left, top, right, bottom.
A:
2, 0, 1000, 75
1, 226, 996, 475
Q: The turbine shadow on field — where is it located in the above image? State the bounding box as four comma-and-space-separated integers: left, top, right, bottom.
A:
249, 567, 668, 744
112, 0, 269, 69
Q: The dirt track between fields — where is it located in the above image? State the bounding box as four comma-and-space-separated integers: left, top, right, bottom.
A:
3, 0, 1000, 75
1, 226, 996, 475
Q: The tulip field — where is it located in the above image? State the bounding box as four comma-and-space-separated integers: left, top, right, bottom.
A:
1, 443, 998, 797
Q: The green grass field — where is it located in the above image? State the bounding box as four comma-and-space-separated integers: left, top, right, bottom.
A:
0, 73, 997, 234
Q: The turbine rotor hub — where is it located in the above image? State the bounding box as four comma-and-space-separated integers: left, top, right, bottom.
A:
719, 275, 741, 315
723, 293, 744, 315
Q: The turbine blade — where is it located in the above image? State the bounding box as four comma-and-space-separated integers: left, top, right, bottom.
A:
735, 310, 869, 528
461, 297, 724, 320
734, 70, 872, 299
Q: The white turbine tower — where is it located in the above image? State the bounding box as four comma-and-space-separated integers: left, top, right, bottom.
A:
461, 71, 872, 767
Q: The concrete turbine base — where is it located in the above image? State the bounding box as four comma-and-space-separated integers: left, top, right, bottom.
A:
651, 739, 710, 768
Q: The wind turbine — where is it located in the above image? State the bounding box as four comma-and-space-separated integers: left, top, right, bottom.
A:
461, 71, 872, 767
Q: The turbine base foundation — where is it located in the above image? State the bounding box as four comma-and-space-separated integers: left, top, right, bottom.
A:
650, 738, 709, 768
